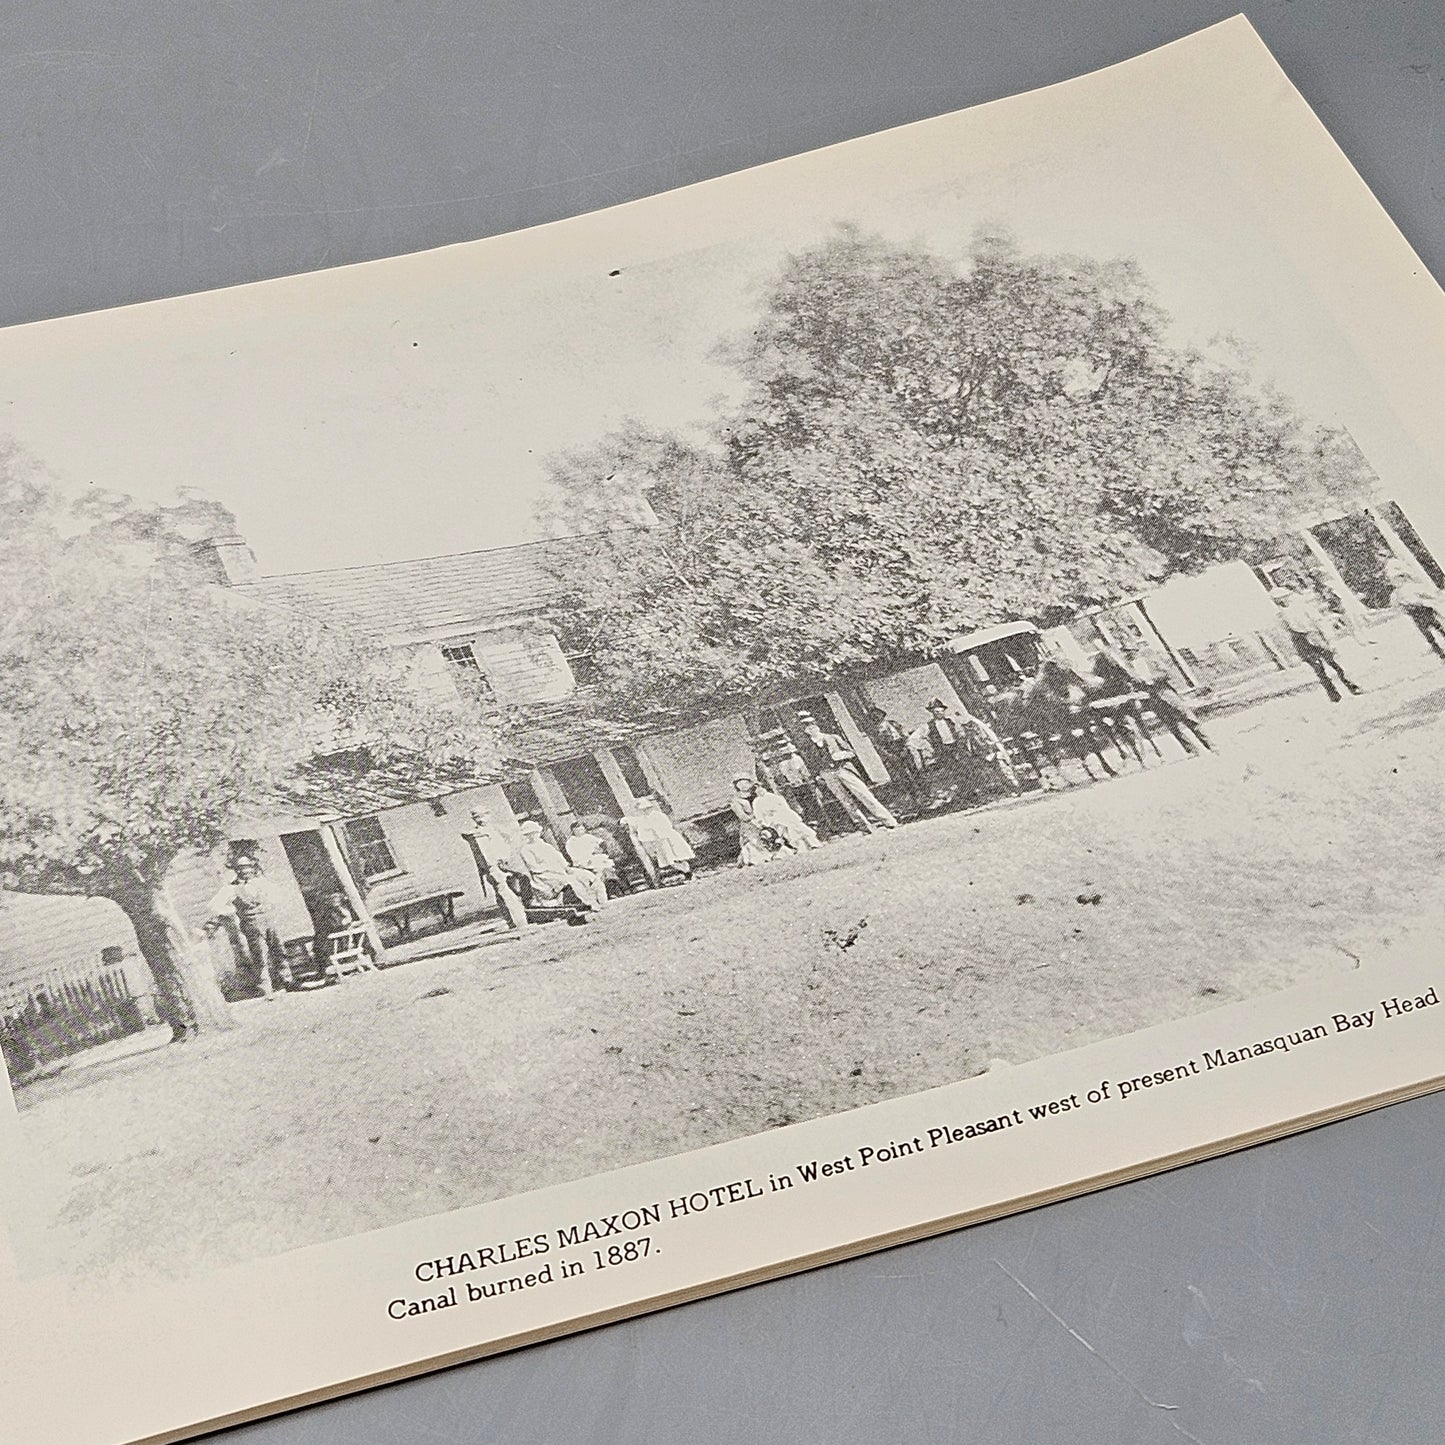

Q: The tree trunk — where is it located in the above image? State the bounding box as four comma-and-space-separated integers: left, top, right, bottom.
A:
112, 880, 234, 1039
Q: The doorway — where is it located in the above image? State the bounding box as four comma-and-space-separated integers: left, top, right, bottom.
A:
280, 831, 347, 933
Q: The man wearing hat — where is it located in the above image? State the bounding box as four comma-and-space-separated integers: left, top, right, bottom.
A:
517, 820, 608, 911
206, 853, 293, 997
1385, 558, 1445, 661
1270, 584, 1363, 702
797, 715, 898, 834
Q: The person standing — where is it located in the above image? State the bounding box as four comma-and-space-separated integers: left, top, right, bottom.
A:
864, 703, 924, 815
1385, 560, 1445, 661
1271, 586, 1363, 702
797, 716, 898, 833
462, 808, 530, 930
624, 797, 696, 880
920, 697, 1020, 797
731, 775, 822, 864
731, 776, 779, 866
206, 854, 292, 998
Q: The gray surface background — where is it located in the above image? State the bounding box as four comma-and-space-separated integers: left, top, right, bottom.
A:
4, 3, 1444, 1441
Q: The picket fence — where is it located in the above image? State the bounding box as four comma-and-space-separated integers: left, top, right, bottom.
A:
0, 962, 146, 1080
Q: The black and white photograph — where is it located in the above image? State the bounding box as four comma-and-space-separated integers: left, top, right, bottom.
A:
3, 15, 1445, 1334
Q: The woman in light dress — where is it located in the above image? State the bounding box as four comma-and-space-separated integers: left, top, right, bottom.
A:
730, 775, 822, 866
625, 796, 697, 879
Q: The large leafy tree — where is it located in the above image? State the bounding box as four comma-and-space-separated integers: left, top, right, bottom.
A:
0, 448, 498, 1038
541, 226, 1375, 718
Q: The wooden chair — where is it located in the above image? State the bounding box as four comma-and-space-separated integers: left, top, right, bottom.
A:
498, 866, 593, 926
320, 923, 375, 981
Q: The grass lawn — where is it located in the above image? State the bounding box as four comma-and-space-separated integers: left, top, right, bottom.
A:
12, 648, 1445, 1280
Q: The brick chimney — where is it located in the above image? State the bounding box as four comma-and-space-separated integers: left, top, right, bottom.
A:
191, 534, 260, 586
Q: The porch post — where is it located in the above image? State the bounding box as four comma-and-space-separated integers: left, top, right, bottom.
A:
461, 833, 530, 931
319, 824, 387, 963
529, 767, 574, 845
1300, 524, 1370, 625
1365, 504, 1434, 581
1133, 599, 1201, 687
595, 749, 639, 813
825, 689, 889, 784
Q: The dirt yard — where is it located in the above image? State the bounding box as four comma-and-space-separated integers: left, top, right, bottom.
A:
13, 643, 1445, 1280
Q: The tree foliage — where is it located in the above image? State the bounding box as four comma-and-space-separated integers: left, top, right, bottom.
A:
0, 448, 499, 1031
540, 226, 1375, 718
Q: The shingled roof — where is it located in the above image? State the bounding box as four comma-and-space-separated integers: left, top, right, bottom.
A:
233, 536, 572, 640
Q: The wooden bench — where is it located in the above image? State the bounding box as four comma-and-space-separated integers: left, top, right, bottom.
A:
372, 889, 465, 942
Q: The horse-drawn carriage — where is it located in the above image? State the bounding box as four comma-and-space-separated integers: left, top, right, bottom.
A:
939, 622, 1206, 792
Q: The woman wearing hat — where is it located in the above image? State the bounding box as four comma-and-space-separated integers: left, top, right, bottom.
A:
517, 820, 608, 910
731, 775, 821, 866
624, 796, 696, 880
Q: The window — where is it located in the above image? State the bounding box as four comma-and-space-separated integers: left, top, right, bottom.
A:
564, 650, 602, 688
440, 643, 477, 667
440, 643, 496, 703
343, 816, 402, 881
502, 779, 544, 824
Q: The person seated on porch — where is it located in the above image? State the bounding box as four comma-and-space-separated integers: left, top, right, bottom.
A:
760, 747, 828, 832
731, 775, 822, 866
624, 796, 696, 880
566, 821, 621, 896
517, 821, 608, 911
310, 892, 372, 971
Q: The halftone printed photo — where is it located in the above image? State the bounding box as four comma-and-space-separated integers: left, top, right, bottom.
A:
2, 18, 1445, 1445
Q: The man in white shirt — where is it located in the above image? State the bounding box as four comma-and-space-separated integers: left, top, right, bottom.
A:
1271, 586, 1363, 702
798, 716, 898, 833
1386, 560, 1445, 661
206, 855, 292, 997
518, 821, 607, 910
